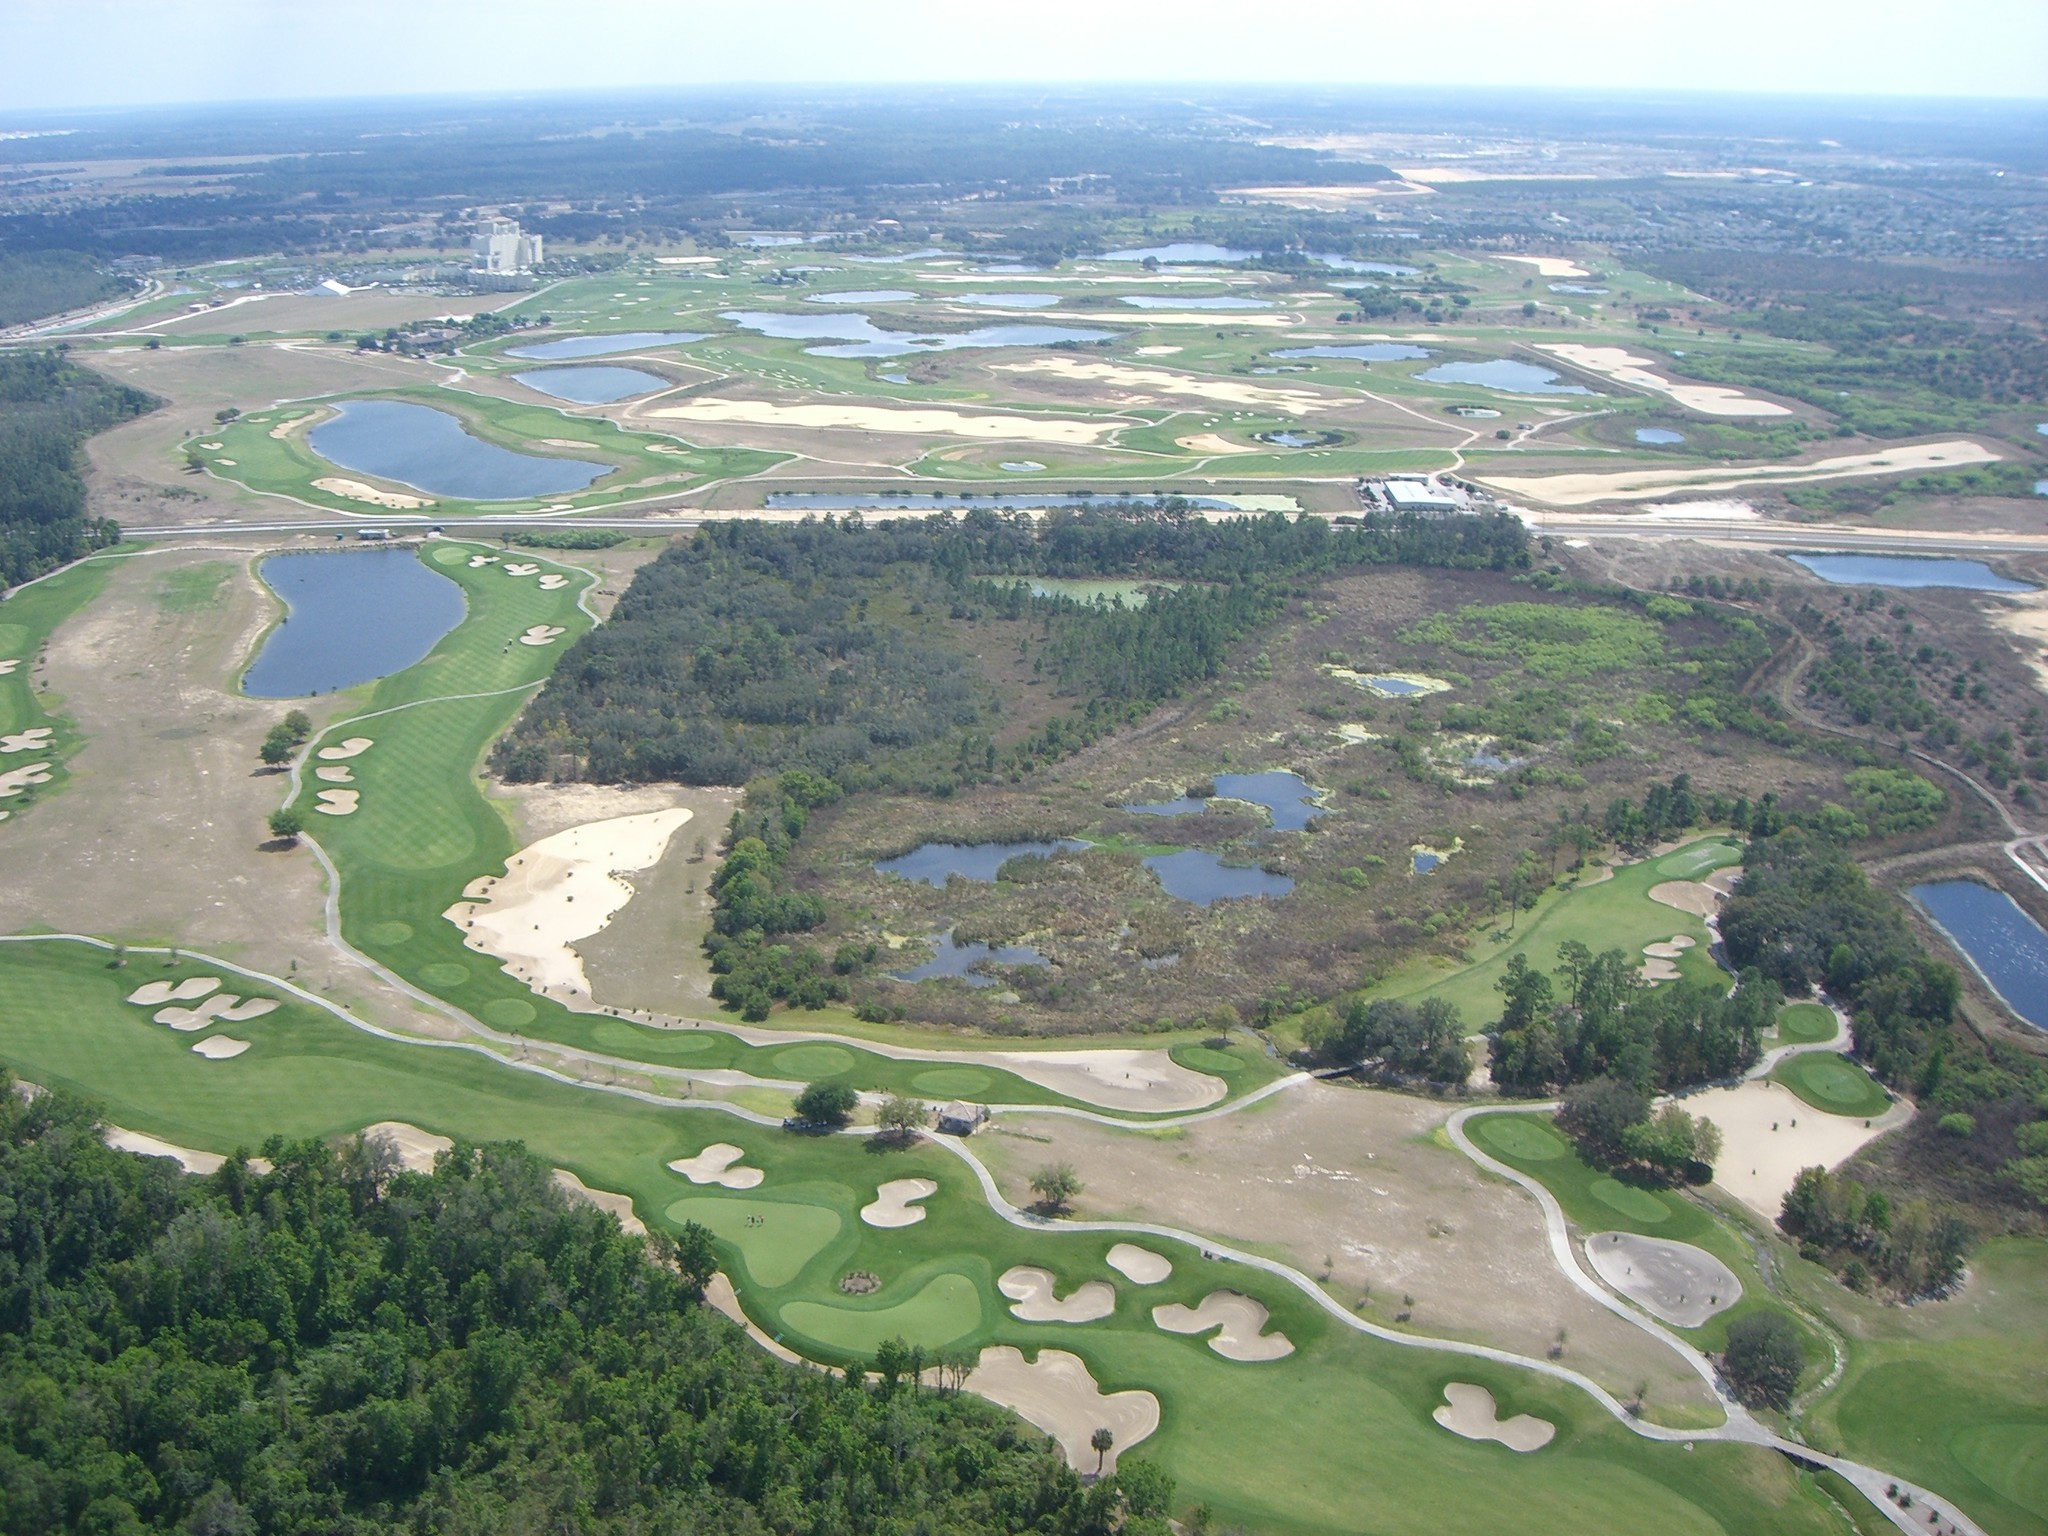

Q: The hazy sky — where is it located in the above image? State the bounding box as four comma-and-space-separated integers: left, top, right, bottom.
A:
5, 0, 2045, 113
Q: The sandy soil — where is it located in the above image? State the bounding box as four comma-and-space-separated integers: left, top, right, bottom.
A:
1479, 439, 2000, 508
962, 1347, 1159, 1475
1106, 1243, 1172, 1284
446, 806, 693, 1002
191, 1036, 250, 1059
1152, 1290, 1294, 1361
128, 976, 221, 1006
668, 1143, 764, 1189
1648, 880, 1721, 918
554, 1167, 648, 1234
104, 1126, 242, 1173
992, 357, 1335, 413
318, 737, 374, 761
1536, 344, 1791, 418
987, 1049, 1225, 1113
1584, 1232, 1741, 1327
999, 1266, 1118, 1323
861, 1176, 937, 1228
1683, 1077, 1913, 1220
361, 1120, 454, 1173
648, 398, 1117, 445
1433, 1382, 1555, 1451
1498, 256, 1590, 278
311, 477, 434, 510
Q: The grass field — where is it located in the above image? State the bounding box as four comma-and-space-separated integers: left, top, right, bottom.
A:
0, 555, 122, 827
1776, 1002, 1840, 1046
1770, 1053, 1893, 1119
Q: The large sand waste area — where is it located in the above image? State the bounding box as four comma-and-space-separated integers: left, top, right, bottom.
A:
1479, 440, 1998, 507
1685, 1076, 1912, 1220
993, 356, 1334, 412
648, 399, 1116, 445
963, 1347, 1159, 1474
985, 1049, 1225, 1113
554, 1168, 647, 1234
312, 478, 434, 509
361, 1121, 454, 1173
1536, 344, 1791, 417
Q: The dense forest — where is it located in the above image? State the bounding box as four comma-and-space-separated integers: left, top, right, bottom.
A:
0, 1072, 1167, 1535
0, 252, 131, 329
0, 350, 140, 587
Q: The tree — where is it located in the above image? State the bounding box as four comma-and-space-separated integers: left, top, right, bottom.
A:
1030, 1162, 1082, 1214
259, 731, 295, 767
267, 807, 303, 844
876, 1094, 927, 1142
1722, 1310, 1804, 1409
791, 1081, 857, 1127
1555, 1076, 1651, 1165
1090, 1426, 1114, 1474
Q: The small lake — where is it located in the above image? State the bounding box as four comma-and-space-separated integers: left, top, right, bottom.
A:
1367, 676, 1431, 695
1263, 431, 1321, 449
720, 310, 1111, 358
1412, 851, 1443, 874
1144, 850, 1293, 906
1911, 880, 2048, 1032
1023, 578, 1178, 605
308, 400, 608, 501
846, 249, 948, 264
952, 292, 1062, 308
1418, 360, 1592, 395
1635, 427, 1686, 444
1316, 256, 1419, 275
806, 289, 917, 305
512, 365, 667, 403
244, 548, 466, 698
505, 331, 708, 360
892, 930, 1049, 986
1097, 243, 1256, 263
1000, 461, 1044, 472
1549, 283, 1609, 295
1122, 295, 1272, 310
1124, 770, 1325, 832
876, 839, 1087, 887
765, 490, 1244, 512
1273, 343, 1432, 362
1785, 554, 2036, 593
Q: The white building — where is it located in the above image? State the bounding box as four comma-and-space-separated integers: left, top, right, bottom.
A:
1382, 478, 1468, 515
470, 217, 543, 275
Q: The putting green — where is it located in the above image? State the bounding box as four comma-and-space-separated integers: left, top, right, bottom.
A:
1772, 1053, 1891, 1118
363, 920, 413, 946
667, 1195, 844, 1288
1654, 839, 1742, 879
767, 1044, 857, 1079
428, 544, 470, 566
1774, 1003, 1837, 1045
780, 1271, 983, 1353
910, 1067, 996, 1098
1950, 1423, 2048, 1521
1590, 1178, 1671, 1223
1175, 1046, 1243, 1074
483, 998, 536, 1029
1474, 1115, 1568, 1162
420, 963, 470, 988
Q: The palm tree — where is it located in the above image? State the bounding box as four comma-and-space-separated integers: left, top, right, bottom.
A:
1090, 1426, 1114, 1474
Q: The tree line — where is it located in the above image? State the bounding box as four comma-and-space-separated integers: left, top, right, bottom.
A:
0, 349, 142, 587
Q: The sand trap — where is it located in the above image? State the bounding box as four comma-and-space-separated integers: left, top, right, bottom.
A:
1648, 880, 1721, 918
1639, 956, 1681, 982
215, 459, 236, 466
1134, 345, 1182, 355
1585, 1231, 1741, 1327
963, 1347, 1159, 1474
0, 660, 18, 675
0, 762, 53, 796
198, 441, 223, 451
1177, 433, 1258, 455
1479, 439, 1998, 508
0, 727, 53, 753
862, 1177, 938, 1228
360, 1120, 454, 1173
468, 554, 499, 567
1704, 865, 1744, 898
268, 415, 309, 440
519, 625, 567, 646
154, 994, 277, 1030
987, 1049, 1226, 1114
191, 1036, 250, 1060
1106, 1243, 1173, 1285
445, 806, 693, 999
1643, 935, 1697, 959
999, 1266, 1117, 1323
706, 1272, 809, 1363
994, 356, 1333, 414
667, 1142, 764, 1189
318, 737, 373, 761
554, 1167, 647, 1234
1687, 1077, 1912, 1220
650, 398, 1116, 445
1433, 1383, 1555, 1451
1537, 344, 1790, 418
1151, 1290, 1294, 1361
1500, 256, 1589, 278
537, 573, 568, 590
105, 1127, 238, 1175
315, 789, 360, 816
315, 765, 354, 783
128, 976, 221, 1006
503, 563, 541, 576
312, 477, 433, 509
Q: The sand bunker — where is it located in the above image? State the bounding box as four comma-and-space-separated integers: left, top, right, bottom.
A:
650, 398, 1115, 445
1687, 1077, 1912, 1219
315, 765, 354, 783
1639, 955, 1681, 982
986, 1049, 1226, 1114
993, 356, 1333, 413
312, 477, 433, 510
706, 1273, 808, 1364
1537, 344, 1790, 417
0, 727, 53, 754
667, 1142, 764, 1189
1177, 433, 1258, 455
361, 1121, 454, 1173
105, 1127, 235, 1175
0, 762, 53, 796
445, 806, 693, 999
503, 563, 541, 576
537, 574, 568, 590
1648, 880, 1721, 918
519, 625, 567, 646
215, 459, 236, 467
1479, 439, 1998, 508
862, 1177, 938, 1228
268, 415, 310, 440
554, 1168, 647, 1234
1106, 1243, 1173, 1285
198, 441, 223, 451
999, 1266, 1117, 1323
315, 789, 360, 816
128, 976, 221, 1006
191, 1036, 250, 1060
0, 660, 18, 676
1585, 1231, 1741, 1327
1500, 256, 1588, 278
1134, 345, 1182, 355
468, 554, 499, 568
1643, 935, 1697, 959
1433, 1383, 1555, 1451
1151, 1290, 1294, 1361
318, 737, 374, 761
963, 1346, 1159, 1474
153, 994, 277, 1031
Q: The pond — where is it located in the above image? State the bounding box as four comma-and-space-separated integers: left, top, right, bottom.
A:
308, 400, 609, 501
1549, 283, 1609, 295
765, 490, 1246, 512
999, 461, 1045, 472
1096, 243, 1256, 263
243, 548, 466, 698
1417, 360, 1592, 395
875, 839, 1088, 887
1123, 770, 1326, 832
1784, 554, 2036, 593
1412, 851, 1443, 874
720, 310, 1111, 358
1144, 850, 1294, 906
846, 249, 949, 263
1262, 431, 1321, 448
512, 365, 668, 403
1314, 256, 1420, 275
1273, 343, 1432, 362
505, 331, 708, 360
1635, 427, 1686, 444
1021, 577, 1178, 605
1122, 295, 1272, 310
806, 289, 917, 305
952, 292, 1062, 308
891, 930, 1049, 986
1911, 880, 2048, 1032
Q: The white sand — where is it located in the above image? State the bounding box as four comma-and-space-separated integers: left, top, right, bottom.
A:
1537, 344, 1790, 417
1479, 439, 1999, 508
1106, 1243, 1173, 1285
198, 441, 223, 451
128, 976, 221, 1006
706, 1272, 808, 1363
1177, 433, 1258, 455
215, 459, 236, 467
999, 1266, 1117, 1323
668, 1142, 764, 1189
503, 563, 541, 576
1639, 956, 1682, 982
315, 765, 354, 783
444, 806, 693, 999
1134, 345, 1182, 355
554, 1167, 647, 1234
650, 398, 1116, 445
1499, 256, 1589, 278
191, 1036, 250, 1060
361, 1120, 454, 1173
155, 994, 276, 1030
312, 477, 433, 509
1643, 935, 1697, 959
268, 415, 310, 440
861, 1177, 938, 1228
1151, 1290, 1294, 1361
1433, 1383, 1556, 1451
468, 554, 499, 568
0, 659, 18, 675
1584, 1231, 1741, 1327
318, 737, 374, 761
962, 1346, 1159, 1474
537, 574, 568, 590
315, 789, 360, 816
105, 1127, 232, 1174
986, 1049, 1226, 1114
1687, 1077, 1912, 1220
0, 762, 53, 796
993, 356, 1333, 413
0, 727, 53, 753
1648, 880, 1721, 918
519, 625, 566, 646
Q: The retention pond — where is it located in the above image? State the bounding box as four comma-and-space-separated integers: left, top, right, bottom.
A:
243, 548, 465, 698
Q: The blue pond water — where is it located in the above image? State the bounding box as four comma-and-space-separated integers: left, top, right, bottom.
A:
1097, 243, 1256, 264
1124, 771, 1325, 832
2035, 480, 2048, 498
2036, 424, 2047, 437
1413, 851, 1443, 874
1418, 360, 1592, 395
952, 292, 1062, 308
1912, 881, 2048, 1032
1144, 850, 1293, 906
505, 331, 707, 360
1635, 427, 1686, 444
1122, 295, 1272, 310
720, 310, 1111, 358
1368, 676, 1431, 696
1263, 431, 1321, 449
244, 549, 465, 698
1274, 343, 1432, 362
846, 249, 949, 263
806, 289, 916, 305
764, 490, 1243, 512
892, 931, 1049, 986
1550, 283, 1609, 295
1316, 256, 1419, 275
308, 401, 608, 501
1000, 461, 1044, 472
512, 365, 667, 403
1785, 554, 2036, 593
876, 839, 1088, 887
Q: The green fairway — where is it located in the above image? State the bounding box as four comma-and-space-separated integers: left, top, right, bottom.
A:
1770, 1053, 1892, 1118
0, 555, 120, 823
1776, 1002, 1839, 1045
782, 1270, 985, 1353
